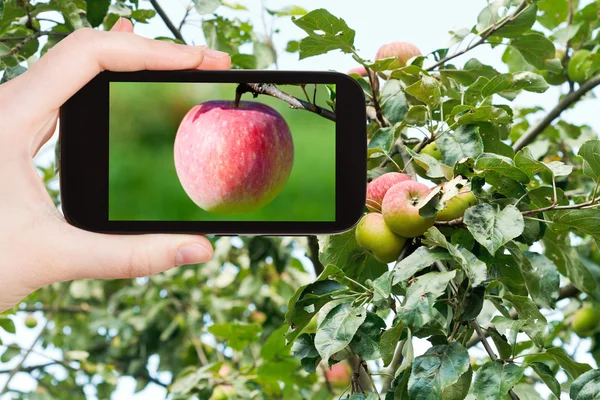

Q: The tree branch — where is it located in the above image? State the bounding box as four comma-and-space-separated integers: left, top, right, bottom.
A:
426, 1, 528, 71
307, 236, 324, 276
472, 321, 520, 400
0, 31, 43, 60
236, 83, 336, 122
513, 74, 600, 151
148, 0, 186, 44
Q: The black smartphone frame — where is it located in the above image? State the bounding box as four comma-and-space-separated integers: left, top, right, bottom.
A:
60, 70, 366, 235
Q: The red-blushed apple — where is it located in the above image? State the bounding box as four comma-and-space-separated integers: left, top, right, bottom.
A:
435, 183, 477, 221
356, 213, 406, 263
382, 181, 435, 238
174, 101, 294, 215
366, 172, 412, 212
325, 361, 352, 390
375, 42, 422, 66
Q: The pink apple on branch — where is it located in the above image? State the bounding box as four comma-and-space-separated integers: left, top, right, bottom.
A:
174, 101, 294, 215
382, 181, 435, 238
366, 172, 412, 212
375, 42, 422, 67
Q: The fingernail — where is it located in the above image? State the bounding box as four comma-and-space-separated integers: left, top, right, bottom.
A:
204, 48, 229, 59
175, 243, 212, 266
112, 18, 124, 31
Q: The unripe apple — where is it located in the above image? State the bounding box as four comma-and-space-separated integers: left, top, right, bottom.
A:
24, 316, 37, 329
355, 213, 406, 263
435, 183, 477, 221
572, 306, 600, 337
382, 181, 435, 238
568, 50, 592, 83
210, 385, 235, 400
174, 101, 294, 215
249, 311, 267, 325
366, 172, 412, 212
325, 361, 352, 389
375, 42, 422, 67
413, 142, 443, 180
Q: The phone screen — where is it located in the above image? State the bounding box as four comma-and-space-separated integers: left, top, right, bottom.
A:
108, 82, 336, 222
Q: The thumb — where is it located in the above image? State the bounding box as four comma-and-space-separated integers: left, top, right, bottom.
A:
51, 226, 213, 281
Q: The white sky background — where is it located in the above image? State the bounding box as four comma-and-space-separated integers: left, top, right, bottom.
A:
2, 0, 600, 399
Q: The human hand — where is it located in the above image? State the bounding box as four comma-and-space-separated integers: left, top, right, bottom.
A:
0, 19, 229, 311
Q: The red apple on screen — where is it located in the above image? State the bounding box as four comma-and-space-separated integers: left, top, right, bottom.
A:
375, 42, 422, 66
366, 172, 412, 212
174, 101, 294, 215
382, 180, 435, 238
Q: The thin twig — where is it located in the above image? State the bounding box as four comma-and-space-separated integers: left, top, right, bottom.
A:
0, 320, 49, 395
236, 83, 336, 122
0, 31, 43, 59
178, 3, 193, 31
380, 340, 405, 393
307, 236, 324, 276
148, 0, 186, 43
513, 74, 600, 151
426, 1, 528, 71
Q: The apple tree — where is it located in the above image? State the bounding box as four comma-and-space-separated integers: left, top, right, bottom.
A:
2, 1, 600, 399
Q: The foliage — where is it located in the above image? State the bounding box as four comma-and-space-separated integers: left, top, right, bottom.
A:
2, 0, 600, 399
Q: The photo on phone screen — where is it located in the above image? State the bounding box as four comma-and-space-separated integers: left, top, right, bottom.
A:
108, 82, 336, 222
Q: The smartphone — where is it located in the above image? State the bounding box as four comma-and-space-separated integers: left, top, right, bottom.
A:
60, 70, 366, 235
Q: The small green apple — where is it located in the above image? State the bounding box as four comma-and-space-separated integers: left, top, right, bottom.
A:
366, 172, 412, 212
24, 316, 37, 329
210, 385, 236, 400
356, 213, 406, 263
435, 183, 477, 221
568, 50, 592, 83
572, 306, 600, 337
382, 180, 435, 238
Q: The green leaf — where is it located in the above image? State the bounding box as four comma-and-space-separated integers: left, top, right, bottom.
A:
504, 242, 540, 304
0, 65, 26, 83
578, 139, 600, 183
503, 293, 547, 347
423, 227, 487, 287
525, 252, 560, 308
231, 53, 257, 69
474, 153, 530, 183
515, 147, 572, 179
284, 265, 348, 342
208, 322, 261, 351
543, 230, 596, 295
570, 369, 600, 400
404, 105, 428, 126
510, 33, 562, 73
397, 271, 456, 330
0, 316, 15, 334
437, 125, 484, 167
266, 5, 307, 16
463, 204, 525, 256
0, 0, 26, 32
453, 106, 512, 125
472, 361, 523, 400
380, 321, 403, 367
488, 327, 513, 360
405, 146, 452, 179
481, 72, 549, 98
407, 342, 470, 400
291, 333, 320, 373
380, 80, 408, 124
390, 246, 453, 285
85, 0, 110, 27
292, 9, 355, 59
0, 346, 20, 363
349, 312, 386, 360
537, 0, 569, 29
553, 210, 600, 243
369, 127, 395, 154
405, 75, 442, 107
314, 302, 366, 362
494, 3, 537, 38
544, 347, 592, 381
442, 368, 473, 400
193, 0, 221, 14
530, 362, 561, 399
130, 9, 157, 23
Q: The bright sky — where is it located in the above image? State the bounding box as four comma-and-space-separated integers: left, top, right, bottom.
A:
2, 1, 599, 399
